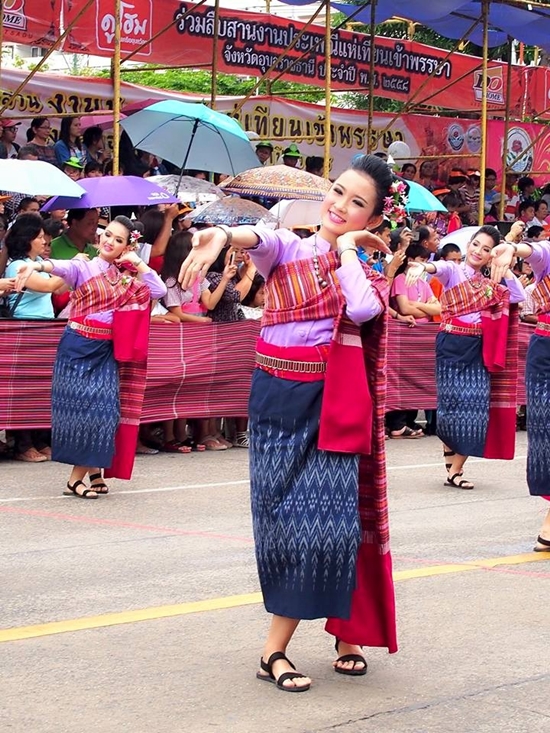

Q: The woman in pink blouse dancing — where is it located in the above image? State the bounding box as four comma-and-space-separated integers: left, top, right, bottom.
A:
15, 216, 167, 497
406, 225, 524, 489
180, 155, 399, 693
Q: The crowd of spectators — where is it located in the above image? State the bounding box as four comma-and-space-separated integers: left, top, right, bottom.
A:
0, 115, 544, 458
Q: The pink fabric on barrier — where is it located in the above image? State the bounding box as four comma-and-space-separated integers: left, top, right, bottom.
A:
0, 320, 533, 429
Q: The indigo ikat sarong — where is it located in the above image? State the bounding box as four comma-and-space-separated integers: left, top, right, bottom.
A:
249, 368, 361, 620
51, 328, 120, 468
526, 334, 550, 496
435, 331, 490, 457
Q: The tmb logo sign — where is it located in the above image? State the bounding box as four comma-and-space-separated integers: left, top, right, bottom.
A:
473, 67, 504, 104
3, 0, 27, 31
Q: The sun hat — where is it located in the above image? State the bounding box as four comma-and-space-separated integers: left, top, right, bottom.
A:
283, 143, 302, 158
0, 119, 20, 128
63, 157, 84, 170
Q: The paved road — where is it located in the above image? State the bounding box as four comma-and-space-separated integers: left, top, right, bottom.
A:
1, 433, 549, 733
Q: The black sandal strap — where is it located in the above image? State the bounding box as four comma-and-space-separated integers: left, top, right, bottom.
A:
443, 451, 456, 457
88, 473, 102, 482
265, 651, 295, 671
67, 480, 87, 492
335, 653, 366, 665
276, 671, 306, 687
536, 535, 550, 547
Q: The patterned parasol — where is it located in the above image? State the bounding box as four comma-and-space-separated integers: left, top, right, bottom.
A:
221, 165, 332, 201
187, 197, 276, 226
148, 174, 225, 200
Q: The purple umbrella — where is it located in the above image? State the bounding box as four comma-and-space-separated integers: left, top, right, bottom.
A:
41, 176, 179, 212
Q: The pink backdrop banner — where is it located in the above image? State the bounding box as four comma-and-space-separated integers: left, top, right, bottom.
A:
0, 320, 531, 430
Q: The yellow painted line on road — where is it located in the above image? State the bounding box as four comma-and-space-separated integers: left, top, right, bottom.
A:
0, 593, 263, 643
1, 552, 548, 644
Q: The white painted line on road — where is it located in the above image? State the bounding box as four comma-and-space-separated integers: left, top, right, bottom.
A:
0, 457, 527, 503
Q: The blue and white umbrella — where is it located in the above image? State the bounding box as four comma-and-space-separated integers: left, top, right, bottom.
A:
120, 101, 260, 177
0, 159, 85, 197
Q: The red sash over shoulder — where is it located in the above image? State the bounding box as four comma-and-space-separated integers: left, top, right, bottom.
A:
71, 265, 151, 479
440, 274, 519, 460
263, 250, 397, 652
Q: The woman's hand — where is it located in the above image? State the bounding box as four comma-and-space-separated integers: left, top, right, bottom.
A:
490, 243, 515, 283
399, 228, 413, 250
179, 227, 228, 290
386, 250, 406, 279
337, 230, 391, 255
397, 313, 416, 327
506, 221, 525, 243
222, 262, 238, 282
404, 262, 426, 287
165, 203, 181, 221
14, 262, 38, 291
115, 250, 142, 267
0, 277, 16, 294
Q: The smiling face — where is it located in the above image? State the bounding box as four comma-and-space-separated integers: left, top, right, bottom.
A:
98, 221, 131, 261
319, 169, 382, 243
465, 232, 495, 270
64, 165, 82, 181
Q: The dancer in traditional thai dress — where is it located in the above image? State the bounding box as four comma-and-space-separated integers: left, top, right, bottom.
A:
488, 229, 550, 550
180, 155, 400, 692
15, 216, 166, 498
406, 225, 525, 490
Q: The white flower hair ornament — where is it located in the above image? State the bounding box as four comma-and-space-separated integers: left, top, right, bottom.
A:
383, 179, 409, 227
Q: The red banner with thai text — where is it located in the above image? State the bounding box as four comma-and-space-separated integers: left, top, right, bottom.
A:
59, 0, 528, 114
1, 0, 61, 48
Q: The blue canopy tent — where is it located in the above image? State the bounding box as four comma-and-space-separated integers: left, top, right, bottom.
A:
279, 0, 550, 52
278, 0, 550, 222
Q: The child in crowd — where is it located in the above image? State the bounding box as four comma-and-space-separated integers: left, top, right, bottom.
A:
387, 243, 441, 439
240, 272, 266, 319
430, 242, 462, 311
358, 219, 391, 273
160, 232, 240, 451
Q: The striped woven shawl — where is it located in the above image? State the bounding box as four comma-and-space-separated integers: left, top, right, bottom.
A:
72, 266, 152, 480
531, 272, 550, 314
441, 274, 519, 460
